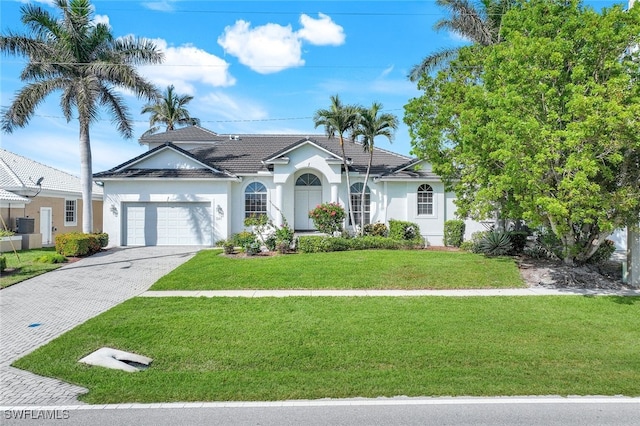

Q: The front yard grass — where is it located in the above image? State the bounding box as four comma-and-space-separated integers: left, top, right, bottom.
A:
0, 248, 65, 288
151, 249, 524, 290
14, 296, 640, 403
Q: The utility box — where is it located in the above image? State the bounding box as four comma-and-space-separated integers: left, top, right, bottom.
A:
21, 233, 42, 250
16, 217, 35, 234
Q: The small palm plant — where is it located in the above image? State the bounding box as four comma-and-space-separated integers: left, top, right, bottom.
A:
479, 231, 512, 256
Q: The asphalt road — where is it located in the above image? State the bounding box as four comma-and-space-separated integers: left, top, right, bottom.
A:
3, 399, 639, 426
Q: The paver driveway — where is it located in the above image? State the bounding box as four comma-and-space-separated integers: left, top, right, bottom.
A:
0, 246, 201, 405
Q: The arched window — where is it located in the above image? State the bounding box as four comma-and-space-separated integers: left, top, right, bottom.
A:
245, 182, 267, 218
295, 173, 321, 186
349, 182, 370, 225
417, 184, 433, 215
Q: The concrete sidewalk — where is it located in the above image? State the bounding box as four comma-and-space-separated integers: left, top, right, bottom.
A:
140, 288, 640, 298
0, 246, 200, 406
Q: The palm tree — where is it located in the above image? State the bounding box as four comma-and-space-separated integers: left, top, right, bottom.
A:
1, 0, 163, 233
353, 103, 398, 234
408, 0, 515, 81
141, 85, 200, 136
314, 94, 361, 233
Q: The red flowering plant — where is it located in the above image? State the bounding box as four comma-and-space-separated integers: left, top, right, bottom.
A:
308, 202, 346, 235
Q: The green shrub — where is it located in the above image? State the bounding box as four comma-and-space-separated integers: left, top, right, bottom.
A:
34, 253, 67, 264
298, 236, 349, 253
536, 229, 563, 260
55, 232, 101, 257
507, 231, 529, 254
275, 223, 295, 253
389, 219, 422, 244
587, 239, 616, 264
93, 232, 109, 248
363, 222, 389, 237
0, 256, 6, 272
297, 235, 415, 253
309, 202, 346, 235
216, 240, 235, 254
244, 240, 261, 256
444, 220, 465, 247
479, 232, 512, 256
0, 229, 15, 237
459, 241, 474, 252
265, 235, 277, 251
232, 231, 256, 247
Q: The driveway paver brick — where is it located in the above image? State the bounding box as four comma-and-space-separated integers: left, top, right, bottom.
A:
0, 246, 201, 405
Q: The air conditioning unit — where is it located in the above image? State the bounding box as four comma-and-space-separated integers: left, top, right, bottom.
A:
16, 217, 35, 234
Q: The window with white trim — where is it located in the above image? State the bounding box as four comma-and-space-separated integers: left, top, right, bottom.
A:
349, 182, 370, 226
244, 182, 267, 218
65, 199, 77, 225
417, 184, 434, 215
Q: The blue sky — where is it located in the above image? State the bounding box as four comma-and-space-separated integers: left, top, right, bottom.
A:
0, 0, 624, 176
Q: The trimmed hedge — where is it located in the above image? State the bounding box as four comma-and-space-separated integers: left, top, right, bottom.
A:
94, 232, 109, 248
55, 232, 101, 257
298, 235, 418, 253
0, 256, 6, 273
444, 220, 465, 247
388, 219, 423, 245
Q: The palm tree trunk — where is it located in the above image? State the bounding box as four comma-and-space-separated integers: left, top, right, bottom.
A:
79, 120, 93, 234
360, 150, 373, 236
340, 136, 357, 234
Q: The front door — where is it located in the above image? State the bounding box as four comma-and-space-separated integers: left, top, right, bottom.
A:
294, 173, 322, 231
40, 207, 52, 245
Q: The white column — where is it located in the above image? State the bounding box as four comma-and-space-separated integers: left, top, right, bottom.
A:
275, 183, 284, 227
628, 226, 640, 287
330, 184, 338, 203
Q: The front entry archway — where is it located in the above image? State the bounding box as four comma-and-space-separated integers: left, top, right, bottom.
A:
294, 173, 322, 230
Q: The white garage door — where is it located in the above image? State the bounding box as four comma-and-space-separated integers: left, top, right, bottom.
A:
124, 202, 213, 246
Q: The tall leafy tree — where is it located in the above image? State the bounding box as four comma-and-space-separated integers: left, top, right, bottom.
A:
314, 95, 361, 232
408, 0, 515, 81
405, 0, 640, 265
353, 103, 398, 234
1, 0, 163, 233
141, 84, 200, 136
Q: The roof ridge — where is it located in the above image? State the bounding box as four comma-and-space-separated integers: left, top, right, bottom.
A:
0, 148, 83, 182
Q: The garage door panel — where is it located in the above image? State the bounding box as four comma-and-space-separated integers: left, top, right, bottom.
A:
124, 202, 213, 246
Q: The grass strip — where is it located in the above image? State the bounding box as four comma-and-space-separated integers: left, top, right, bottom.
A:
1, 248, 65, 288
151, 250, 523, 290
14, 296, 640, 403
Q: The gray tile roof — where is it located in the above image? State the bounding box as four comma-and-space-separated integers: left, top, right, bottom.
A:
100, 126, 433, 179
93, 168, 234, 179
138, 126, 219, 143
0, 148, 103, 196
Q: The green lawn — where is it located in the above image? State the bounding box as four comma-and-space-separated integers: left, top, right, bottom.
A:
14, 296, 640, 403
151, 249, 524, 290
0, 248, 65, 288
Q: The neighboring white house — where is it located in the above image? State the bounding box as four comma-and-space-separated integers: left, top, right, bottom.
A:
94, 126, 487, 247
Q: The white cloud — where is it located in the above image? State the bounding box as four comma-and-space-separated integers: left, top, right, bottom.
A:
217, 13, 345, 74
217, 20, 304, 74
379, 65, 394, 79
94, 14, 110, 28
199, 92, 268, 122
138, 39, 236, 94
297, 13, 345, 46
142, 1, 177, 12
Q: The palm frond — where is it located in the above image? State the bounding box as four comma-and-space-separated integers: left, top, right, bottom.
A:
408, 47, 459, 81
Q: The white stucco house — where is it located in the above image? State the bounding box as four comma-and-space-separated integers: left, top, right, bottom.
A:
94, 126, 487, 247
